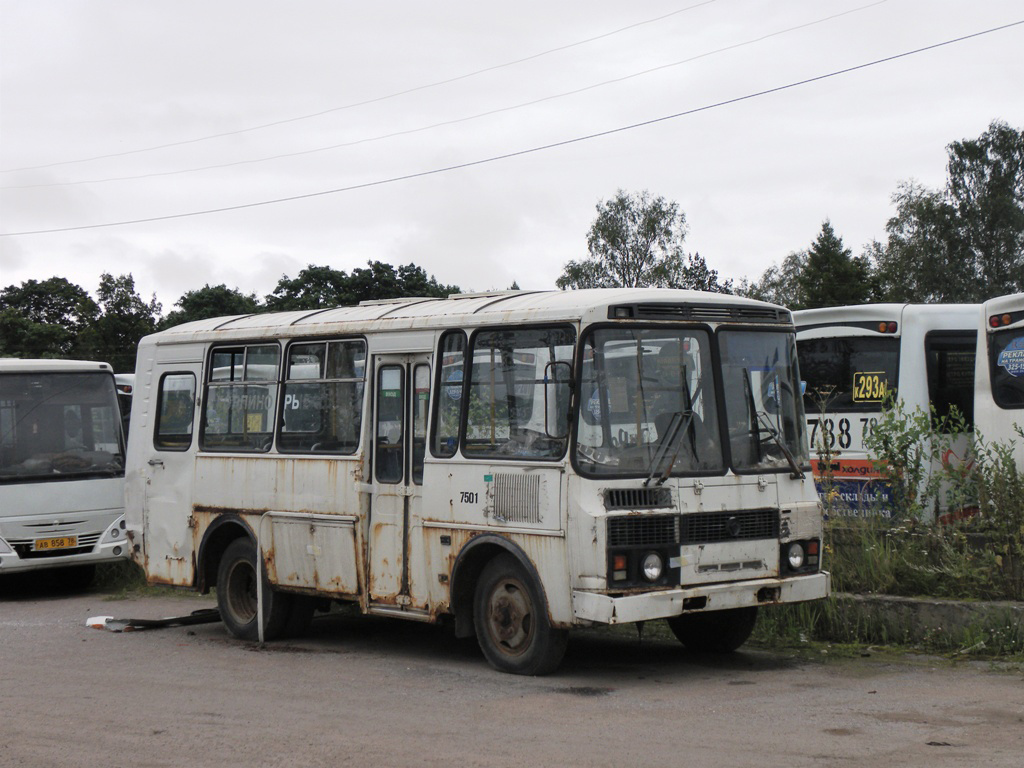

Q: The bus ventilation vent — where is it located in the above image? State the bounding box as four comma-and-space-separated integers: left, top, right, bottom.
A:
490, 473, 542, 524
608, 515, 680, 547
680, 509, 779, 544
621, 304, 790, 324
604, 487, 673, 510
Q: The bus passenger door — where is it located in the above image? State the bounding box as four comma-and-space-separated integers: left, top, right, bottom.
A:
367, 354, 431, 614
133, 362, 203, 586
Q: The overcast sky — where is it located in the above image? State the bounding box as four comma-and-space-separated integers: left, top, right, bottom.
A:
1, 0, 1021, 313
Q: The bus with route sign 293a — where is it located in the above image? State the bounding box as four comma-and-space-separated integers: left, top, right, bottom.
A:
795, 304, 979, 521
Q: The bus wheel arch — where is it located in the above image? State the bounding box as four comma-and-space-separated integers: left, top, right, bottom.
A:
450, 535, 533, 638
197, 515, 304, 641
196, 513, 251, 594
450, 535, 568, 675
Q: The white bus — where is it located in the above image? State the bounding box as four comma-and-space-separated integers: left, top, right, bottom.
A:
795, 304, 979, 519
0, 359, 129, 587
125, 289, 829, 674
976, 293, 1024, 467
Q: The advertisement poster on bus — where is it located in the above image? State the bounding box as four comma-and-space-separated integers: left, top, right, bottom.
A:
812, 458, 896, 519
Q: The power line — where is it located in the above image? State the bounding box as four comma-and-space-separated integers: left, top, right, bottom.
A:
2, 20, 1020, 238
3, 0, 887, 190
0, 0, 719, 174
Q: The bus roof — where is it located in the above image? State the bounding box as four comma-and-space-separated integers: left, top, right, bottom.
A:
0, 358, 114, 374
794, 303, 981, 334
982, 292, 1024, 331
141, 288, 791, 346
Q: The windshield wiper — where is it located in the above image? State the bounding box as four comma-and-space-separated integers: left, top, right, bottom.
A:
644, 410, 695, 487
742, 368, 804, 479
754, 409, 805, 479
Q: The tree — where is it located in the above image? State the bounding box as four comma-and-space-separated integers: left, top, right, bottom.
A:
265, 265, 350, 310
160, 284, 263, 329
736, 251, 809, 308
79, 273, 162, 372
265, 261, 459, 310
797, 220, 872, 309
0, 277, 98, 358
873, 120, 1024, 302
558, 190, 731, 292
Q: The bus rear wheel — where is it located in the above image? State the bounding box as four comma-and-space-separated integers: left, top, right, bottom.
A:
216, 537, 293, 641
473, 553, 567, 676
666, 606, 758, 653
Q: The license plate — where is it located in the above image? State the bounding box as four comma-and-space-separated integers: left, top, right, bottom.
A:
33, 536, 78, 551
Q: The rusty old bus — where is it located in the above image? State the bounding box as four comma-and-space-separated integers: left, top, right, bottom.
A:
125, 289, 829, 674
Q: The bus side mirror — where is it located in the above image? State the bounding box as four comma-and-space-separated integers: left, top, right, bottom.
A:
543, 361, 573, 440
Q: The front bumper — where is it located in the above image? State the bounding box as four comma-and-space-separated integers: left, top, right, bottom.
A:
572, 571, 831, 625
0, 515, 130, 574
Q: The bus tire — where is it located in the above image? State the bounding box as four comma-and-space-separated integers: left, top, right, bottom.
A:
666, 606, 758, 653
473, 553, 567, 676
216, 537, 291, 641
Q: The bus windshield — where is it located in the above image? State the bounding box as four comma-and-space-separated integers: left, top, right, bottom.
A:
719, 330, 809, 472
0, 372, 125, 482
575, 328, 724, 478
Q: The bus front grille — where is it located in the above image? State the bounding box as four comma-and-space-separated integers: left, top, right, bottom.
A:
680, 509, 779, 544
608, 509, 780, 549
607, 515, 680, 547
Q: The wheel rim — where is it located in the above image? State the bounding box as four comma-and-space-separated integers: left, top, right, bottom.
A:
225, 558, 258, 625
484, 576, 535, 657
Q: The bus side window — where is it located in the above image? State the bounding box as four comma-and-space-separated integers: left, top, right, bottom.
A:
155, 373, 196, 450
925, 332, 975, 431
431, 331, 466, 458
201, 344, 280, 452
278, 339, 366, 454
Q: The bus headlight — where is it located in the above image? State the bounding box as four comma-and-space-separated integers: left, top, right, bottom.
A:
641, 552, 664, 582
786, 542, 806, 570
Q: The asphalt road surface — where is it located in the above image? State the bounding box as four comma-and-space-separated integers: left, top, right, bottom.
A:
1, 584, 1022, 768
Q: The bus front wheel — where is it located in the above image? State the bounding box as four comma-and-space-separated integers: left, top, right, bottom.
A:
666, 606, 758, 653
473, 553, 567, 675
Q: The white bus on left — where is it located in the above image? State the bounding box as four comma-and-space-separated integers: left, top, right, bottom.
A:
0, 359, 129, 587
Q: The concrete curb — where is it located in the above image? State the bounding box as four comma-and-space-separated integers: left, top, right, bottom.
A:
834, 592, 1024, 645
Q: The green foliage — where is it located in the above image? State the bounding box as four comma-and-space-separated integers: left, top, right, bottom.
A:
557, 189, 732, 292
738, 221, 872, 310
0, 277, 98, 358
265, 261, 460, 310
797, 220, 873, 309
160, 283, 262, 329
818, 403, 1024, 602
873, 120, 1024, 302
742, 120, 1023, 306
77, 273, 161, 373
735, 251, 807, 307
